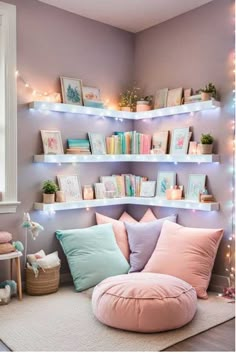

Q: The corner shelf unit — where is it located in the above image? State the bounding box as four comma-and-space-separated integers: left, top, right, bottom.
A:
29, 99, 220, 120
34, 198, 219, 213
33, 154, 220, 164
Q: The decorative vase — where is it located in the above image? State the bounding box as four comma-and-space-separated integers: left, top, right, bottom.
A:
120, 107, 131, 112
83, 185, 94, 200
197, 143, 213, 154
136, 101, 151, 112
201, 92, 211, 101
43, 193, 55, 204
56, 191, 65, 203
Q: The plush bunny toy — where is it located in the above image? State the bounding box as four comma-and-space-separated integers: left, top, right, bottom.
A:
0, 285, 11, 305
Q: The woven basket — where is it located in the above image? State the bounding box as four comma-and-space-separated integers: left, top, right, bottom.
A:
26, 265, 60, 296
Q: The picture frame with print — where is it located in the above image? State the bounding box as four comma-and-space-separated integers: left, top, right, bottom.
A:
170, 127, 190, 155
100, 176, 118, 197
57, 175, 82, 201
88, 133, 107, 154
186, 174, 206, 201
94, 183, 106, 199
154, 88, 168, 109
60, 76, 83, 105
140, 181, 156, 197
41, 130, 64, 155
156, 172, 176, 198
152, 131, 169, 154
167, 88, 183, 107
82, 86, 101, 102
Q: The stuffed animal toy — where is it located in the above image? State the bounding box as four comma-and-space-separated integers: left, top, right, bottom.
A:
13, 241, 24, 252
22, 212, 44, 240
0, 285, 11, 305
0, 280, 17, 296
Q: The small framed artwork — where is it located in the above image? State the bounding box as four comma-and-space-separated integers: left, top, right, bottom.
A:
170, 127, 190, 155
94, 183, 106, 199
57, 175, 82, 201
82, 86, 100, 101
60, 77, 83, 105
186, 174, 206, 201
152, 131, 169, 154
156, 172, 176, 198
88, 133, 106, 154
140, 181, 156, 197
100, 176, 118, 197
154, 88, 168, 109
41, 130, 64, 155
167, 88, 183, 107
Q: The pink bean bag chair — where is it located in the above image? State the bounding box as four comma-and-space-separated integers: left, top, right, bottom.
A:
92, 273, 197, 333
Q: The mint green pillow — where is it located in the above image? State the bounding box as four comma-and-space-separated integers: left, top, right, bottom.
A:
56, 223, 130, 292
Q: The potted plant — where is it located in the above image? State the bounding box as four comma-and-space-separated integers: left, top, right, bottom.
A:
198, 133, 214, 154
136, 95, 153, 112
199, 83, 217, 101
42, 180, 58, 204
119, 87, 140, 112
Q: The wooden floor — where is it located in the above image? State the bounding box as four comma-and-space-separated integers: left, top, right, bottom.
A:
0, 319, 235, 352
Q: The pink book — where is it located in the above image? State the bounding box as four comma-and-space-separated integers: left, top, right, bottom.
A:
142, 134, 151, 154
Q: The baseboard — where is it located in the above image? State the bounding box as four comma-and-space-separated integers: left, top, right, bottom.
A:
209, 274, 230, 293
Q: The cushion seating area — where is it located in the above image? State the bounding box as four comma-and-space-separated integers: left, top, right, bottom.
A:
92, 273, 197, 333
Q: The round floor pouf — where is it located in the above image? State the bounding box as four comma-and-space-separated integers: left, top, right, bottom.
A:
92, 273, 197, 333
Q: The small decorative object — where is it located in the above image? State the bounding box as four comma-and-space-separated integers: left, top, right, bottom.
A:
94, 183, 106, 199
140, 181, 156, 197
136, 96, 153, 112
198, 133, 214, 154
199, 82, 217, 101
56, 190, 65, 203
82, 86, 100, 101
100, 176, 118, 197
188, 141, 198, 154
88, 133, 107, 154
0, 285, 11, 305
184, 88, 192, 103
41, 130, 64, 155
83, 185, 94, 200
156, 172, 176, 198
12, 241, 24, 252
167, 88, 183, 107
184, 94, 202, 104
200, 194, 214, 202
154, 88, 168, 109
21, 212, 44, 262
60, 76, 83, 105
152, 131, 169, 154
170, 127, 190, 155
57, 175, 82, 202
0, 280, 17, 297
186, 174, 206, 201
166, 185, 183, 200
119, 87, 140, 112
42, 180, 58, 204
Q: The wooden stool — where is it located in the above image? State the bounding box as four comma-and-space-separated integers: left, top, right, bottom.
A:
0, 251, 23, 300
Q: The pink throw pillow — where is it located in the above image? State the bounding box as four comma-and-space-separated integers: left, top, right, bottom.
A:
143, 220, 223, 299
139, 208, 157, 222
0, 231, 12, 244
96, 212, 137, 260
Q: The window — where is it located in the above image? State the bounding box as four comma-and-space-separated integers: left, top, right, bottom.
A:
0, 2, 18, 213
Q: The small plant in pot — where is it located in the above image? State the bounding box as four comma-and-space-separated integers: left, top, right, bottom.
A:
119, 87, 140, 112
42, 180, 58, 204
198, 133, 214, 154
199, 83, 217, 101
136, 95, 153, 112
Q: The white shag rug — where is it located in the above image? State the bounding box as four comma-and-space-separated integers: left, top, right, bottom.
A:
0, 286, 234, 352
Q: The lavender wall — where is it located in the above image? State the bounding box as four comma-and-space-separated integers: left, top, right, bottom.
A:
0, 0, 134, 280
130, 0, 234, 276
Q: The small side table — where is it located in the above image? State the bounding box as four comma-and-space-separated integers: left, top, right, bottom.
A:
0, 251, 23, 300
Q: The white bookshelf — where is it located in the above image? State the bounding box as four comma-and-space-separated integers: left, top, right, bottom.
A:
34, 197, 219, 212
29, 99, 220, 120
33, 154, 220, 164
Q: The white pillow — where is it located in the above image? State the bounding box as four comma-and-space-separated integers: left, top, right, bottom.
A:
36, 251, 60, 269
27, 250, 46, 265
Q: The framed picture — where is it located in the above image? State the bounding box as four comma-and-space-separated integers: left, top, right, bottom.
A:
188, 141, 198, 154
41, 130, 64, 155
100, 176, 118, 197
94, 183, 106, 199
88, 133, 106, 154
187, 174, 206, 201
156, 172, 176, 198
167, 88, 183, 107
57, 175, 82, 201
82, 86, 100, 101
170, 127, 190, 155
60, 76, 83, 105
152, 131, 169, 154
154, 88, 168, 109
140, 181, 156, 197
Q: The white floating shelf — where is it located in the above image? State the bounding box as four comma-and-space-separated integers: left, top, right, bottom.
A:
34, 198, 219, 212
33, 154, 220, 164
29, 99, 220, 120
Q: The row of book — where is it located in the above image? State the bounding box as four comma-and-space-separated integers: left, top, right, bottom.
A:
105, 131, 152, 155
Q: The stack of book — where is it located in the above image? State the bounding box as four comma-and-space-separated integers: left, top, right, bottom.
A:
66, 139, 91, 154
106, 131, 152, 155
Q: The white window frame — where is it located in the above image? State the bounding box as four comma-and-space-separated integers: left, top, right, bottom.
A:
0, 2, 19, 213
